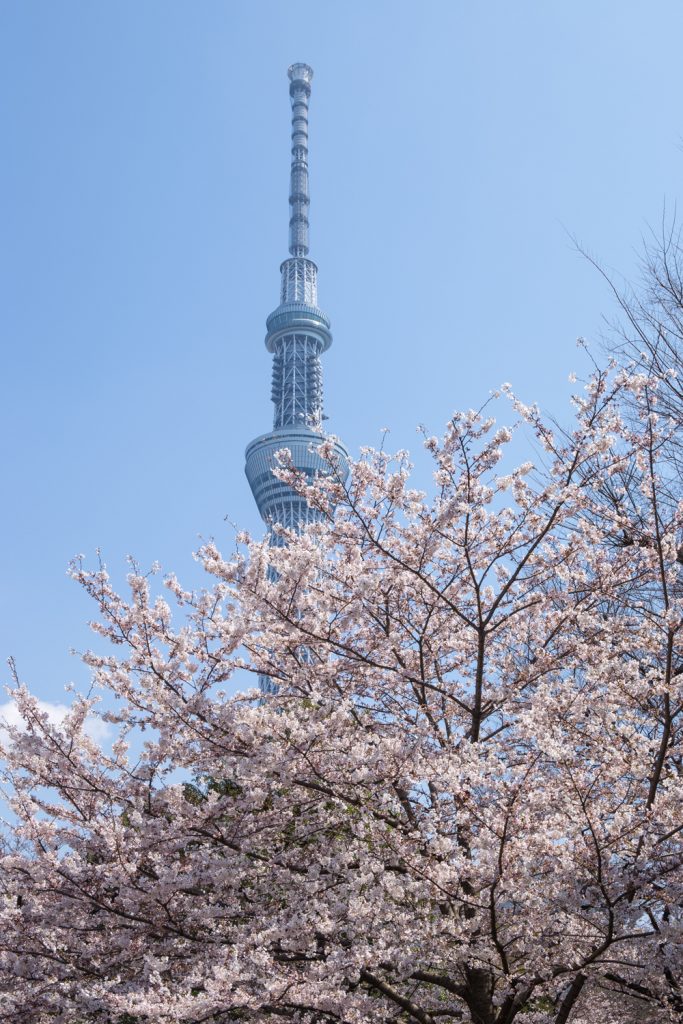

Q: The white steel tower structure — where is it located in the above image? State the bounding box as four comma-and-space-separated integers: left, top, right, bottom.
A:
245, 64, 348, 532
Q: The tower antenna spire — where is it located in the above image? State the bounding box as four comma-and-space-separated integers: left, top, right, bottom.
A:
287, 63, 313, 257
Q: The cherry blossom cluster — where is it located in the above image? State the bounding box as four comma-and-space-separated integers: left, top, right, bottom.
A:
1, 367, 682, 1023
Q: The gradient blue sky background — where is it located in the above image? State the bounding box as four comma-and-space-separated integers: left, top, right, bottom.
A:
2, 1, 683, 705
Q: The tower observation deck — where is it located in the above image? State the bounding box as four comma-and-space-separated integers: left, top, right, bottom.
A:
245, 64, 349, 532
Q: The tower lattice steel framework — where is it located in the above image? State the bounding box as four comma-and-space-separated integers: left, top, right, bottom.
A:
245, 63, 349, 535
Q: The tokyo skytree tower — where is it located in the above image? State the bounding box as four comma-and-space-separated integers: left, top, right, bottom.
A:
245, 63, 349, 534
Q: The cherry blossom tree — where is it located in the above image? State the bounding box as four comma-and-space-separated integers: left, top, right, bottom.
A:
1, 365, 682, 1024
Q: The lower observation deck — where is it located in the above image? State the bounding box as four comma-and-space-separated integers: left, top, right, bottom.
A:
245, 426, 349, 528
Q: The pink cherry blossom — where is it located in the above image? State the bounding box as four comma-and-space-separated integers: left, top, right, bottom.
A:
1, 368, 682, 1023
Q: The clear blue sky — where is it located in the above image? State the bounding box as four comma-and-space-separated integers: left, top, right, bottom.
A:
2, 1, 682, 704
